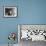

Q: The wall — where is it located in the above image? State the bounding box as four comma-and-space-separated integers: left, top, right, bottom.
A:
0, 0, 46, 44
0, 0, 18, 44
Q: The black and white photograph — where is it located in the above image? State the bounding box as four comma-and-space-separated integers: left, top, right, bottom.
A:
4, 6, 17, 17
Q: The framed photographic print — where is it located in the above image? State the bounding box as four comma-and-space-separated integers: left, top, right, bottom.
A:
18, 24, 46, 42
4, 6, 17, 17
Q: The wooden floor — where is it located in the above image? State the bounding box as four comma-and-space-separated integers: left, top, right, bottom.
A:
0, 41, 46, 46
19, 39, 46, 46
